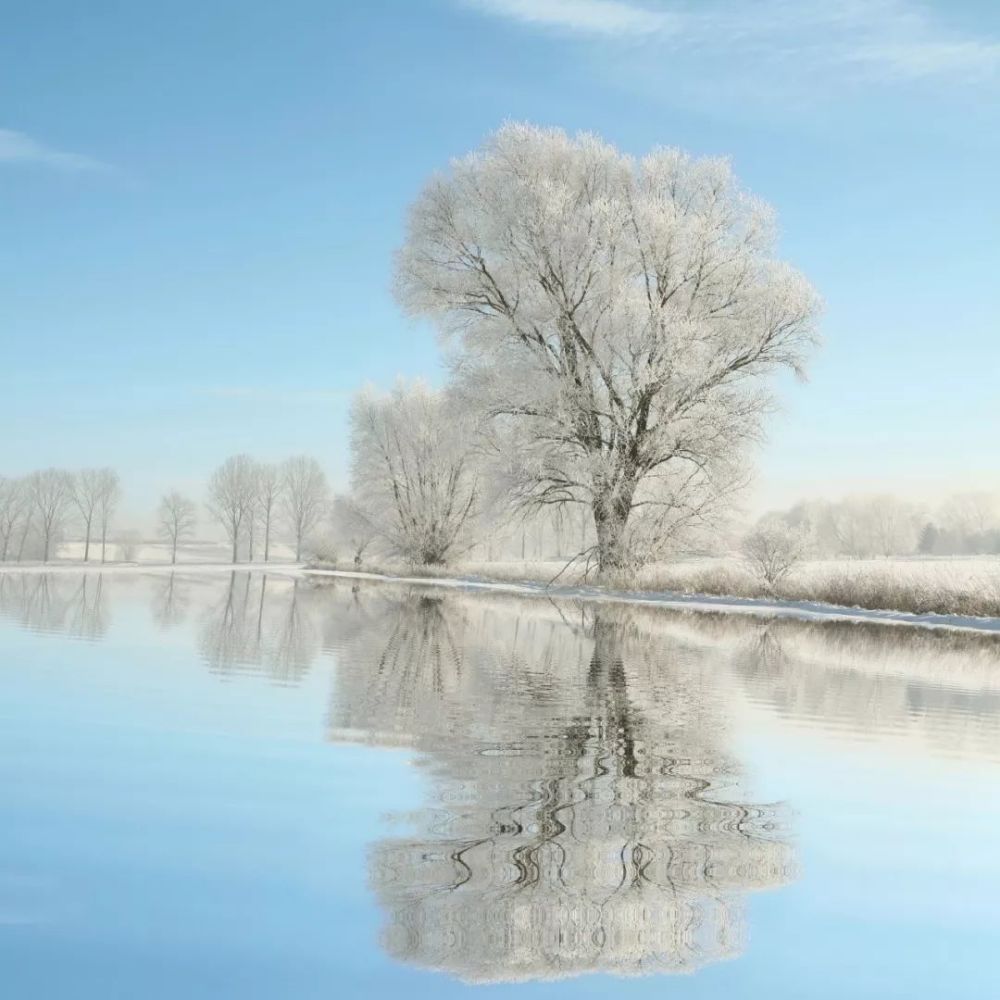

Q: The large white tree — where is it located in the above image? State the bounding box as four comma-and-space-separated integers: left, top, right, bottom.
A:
281, 456, 329, 562
349, 382, 480, 566
396, 124, 820, 575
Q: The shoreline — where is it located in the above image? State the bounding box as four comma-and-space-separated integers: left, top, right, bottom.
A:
304, 567, 1000, 637
3, 561, 999, 636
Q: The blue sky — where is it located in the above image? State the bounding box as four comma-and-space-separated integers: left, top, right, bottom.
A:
2, 0, 998, 519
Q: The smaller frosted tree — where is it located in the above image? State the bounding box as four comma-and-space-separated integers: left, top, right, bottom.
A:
28, 468, 74, 563
742, 516, 808, 590
207, 455, 257, 563
0, 477, 30, 562
281, 456, 329, 562
330, 495, 378, 569
254, 462, 284, 562
350, 382, 480, 566
158, 491, 198, 564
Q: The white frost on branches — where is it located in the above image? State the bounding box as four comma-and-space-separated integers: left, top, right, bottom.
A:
350, 382, 480, 565
396, 123, 820, 574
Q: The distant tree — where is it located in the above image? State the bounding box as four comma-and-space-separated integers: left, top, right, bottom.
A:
395, 123, 820, 575
918, 522, 939, 556
207, 455, 257, 563
350, 383, 479, 566
742, 517, 808, 590
94, 469, 122, 564
0, 477, 29, 562
867, 495, 922, 557
330, 494, 378, 569
281, 456, 329, 562
71, 467, 118, 562
253, 462, 283, 562
158, 491, 198, 564
27, 468, 74, 563
117, 530, 141, 563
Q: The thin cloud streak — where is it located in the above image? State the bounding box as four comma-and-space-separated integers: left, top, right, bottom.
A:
0, 128, 109, 172
465, 0, 677, 36
462, 0, 1000, 84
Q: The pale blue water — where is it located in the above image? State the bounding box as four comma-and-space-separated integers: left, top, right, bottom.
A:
1, 571, 999, 998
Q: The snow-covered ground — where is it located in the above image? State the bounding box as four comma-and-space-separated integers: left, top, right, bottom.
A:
304, 566, 1000, 637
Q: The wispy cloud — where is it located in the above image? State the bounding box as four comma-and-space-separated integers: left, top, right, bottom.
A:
465, 0, 677, 36
0, 128, 109, 172
461, 0, 1000, 85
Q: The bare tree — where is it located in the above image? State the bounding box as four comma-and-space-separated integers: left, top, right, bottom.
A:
207, 455, 257, 564
350, 383, 479, 565
330, 494, 378, 569
0, 477, 29, 562
95, 469, 121, 564
158, 491, 198, 564
742, 517, 808, 589
396, 123, 820, 576
281, 455, 329, 562
71, 467, 118, 562
28, 468, 74, 563
117, 530, 141, 563
254, 462, 283, 562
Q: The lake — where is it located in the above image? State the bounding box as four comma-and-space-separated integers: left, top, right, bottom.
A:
2, 570, 999, 998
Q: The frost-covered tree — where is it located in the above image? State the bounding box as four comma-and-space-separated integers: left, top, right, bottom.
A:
741, 516, 808, 589
330, 494, 378, 568
350, 382, 479, 565
207, 455, 257, 563
158, 491, 198, 564
281, 456, 329, 562
0, 477, 30, 562
93, 469, 121, 564
253, 461, 284, 562
28, 469, 75, 563
396, 123, 820, 575
71, 467, 118, 562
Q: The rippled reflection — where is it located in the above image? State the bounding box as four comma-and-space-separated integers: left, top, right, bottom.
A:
328, 591, 795, 982
0, 572, 109, 640
4, 572, 1000, 988
196, 572, 322, 682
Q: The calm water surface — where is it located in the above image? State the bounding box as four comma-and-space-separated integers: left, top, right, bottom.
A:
2, 571, 999, 998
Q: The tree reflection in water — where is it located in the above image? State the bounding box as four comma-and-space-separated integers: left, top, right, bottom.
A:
0, 572, 109, 640
196, 572, 322, 683
328, 589, 795, 983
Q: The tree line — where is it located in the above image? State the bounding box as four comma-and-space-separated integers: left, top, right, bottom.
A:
0, 468, 121, 564
0, 456, 331, 566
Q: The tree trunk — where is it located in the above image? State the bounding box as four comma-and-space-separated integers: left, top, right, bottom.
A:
264, 515, 270, 563
231, 532, 238, 564
83, 522, 91, 562
593, 498, 630, 579
171, 536, 177, 565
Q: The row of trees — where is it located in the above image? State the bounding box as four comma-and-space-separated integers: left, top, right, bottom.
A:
2, 456, 331, 566
756, 491, 1000, 561
0, 468, 121, 563
338, 124, 821, 577
160, 454, 330, 564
